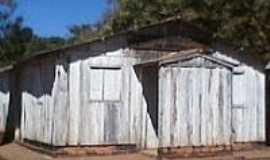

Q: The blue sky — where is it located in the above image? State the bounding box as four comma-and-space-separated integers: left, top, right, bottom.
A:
14, 0, 108, 37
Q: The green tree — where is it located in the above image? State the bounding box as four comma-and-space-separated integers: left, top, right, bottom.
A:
67, 11, 114, 43
108, 0, 270, 57
68, 24, 102, 43
107, 0, 182, 32
0, 17, 33, 63
70, 0, 270, 58
25, 36, 66, 55
0, 1, 34, 64
0, 0, 67, 64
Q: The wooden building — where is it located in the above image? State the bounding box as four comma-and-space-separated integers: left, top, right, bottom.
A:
0, 20, 266, 155
265, 62, 270, 145
0, 67, 11, 142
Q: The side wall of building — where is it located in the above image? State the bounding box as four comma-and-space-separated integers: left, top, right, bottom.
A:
20, 55, 69, 145
0, 71, 10, 142
213, 53, 266, 143
232, 65, 265, 143
19, 48, 159, 149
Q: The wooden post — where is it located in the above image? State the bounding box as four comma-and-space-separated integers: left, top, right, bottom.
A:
265, 68, 270, 145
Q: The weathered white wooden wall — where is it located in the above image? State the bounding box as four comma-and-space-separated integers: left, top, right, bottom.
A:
232, 65, 265, 142
159, 63, 232, 147
0, 72, 10, 134
66, 49, 158, 148
212, 52, 266, 143
20, 49, 158, 148
20, 49, 266, 148
20, 58, 69, 145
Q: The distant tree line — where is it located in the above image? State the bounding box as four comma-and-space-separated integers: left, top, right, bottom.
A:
0, 0, 66, 65
1, 0, 270, 65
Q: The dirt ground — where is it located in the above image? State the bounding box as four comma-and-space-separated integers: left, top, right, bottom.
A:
1, 143, 270, 160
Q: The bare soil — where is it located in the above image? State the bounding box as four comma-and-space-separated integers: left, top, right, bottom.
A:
1, 143, 270, 160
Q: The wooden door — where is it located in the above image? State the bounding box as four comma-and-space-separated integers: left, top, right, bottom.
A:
159, 67, 232, 147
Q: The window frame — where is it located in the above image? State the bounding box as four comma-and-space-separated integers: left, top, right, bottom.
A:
89, 66, 122, 103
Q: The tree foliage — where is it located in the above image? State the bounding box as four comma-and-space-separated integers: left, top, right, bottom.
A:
0, 0, 66, 64
108, 0, 270, 56
0, 17, 33, 63
70, 0, 270, 58
183, 0, 270, 56
25, 36, 66, 55
67, 11, 113, 43
107, 0, 182, 32
68, 24, 102, 43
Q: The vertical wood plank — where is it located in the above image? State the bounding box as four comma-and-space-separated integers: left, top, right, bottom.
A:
67, 59, 81, 145
158, 67, 172, 147
52, 60, 69, 146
